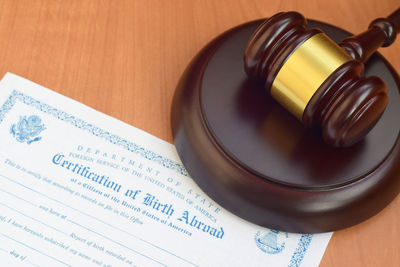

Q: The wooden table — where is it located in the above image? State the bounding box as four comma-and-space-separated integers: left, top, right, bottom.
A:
0, 0, 398, 266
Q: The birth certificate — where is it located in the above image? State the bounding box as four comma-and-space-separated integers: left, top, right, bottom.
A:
0, 73, 332, 267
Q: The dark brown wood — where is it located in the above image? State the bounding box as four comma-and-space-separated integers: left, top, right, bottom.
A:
171, 19, 400, 233
339, 8, 400, 62
244, 12, 321, 94
304, 61, 388, 147
244, 10, 400, 147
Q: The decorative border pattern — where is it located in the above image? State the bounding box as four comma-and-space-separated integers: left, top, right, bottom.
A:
0, 90, 189, 177
289, 234, 313, 267
0, 89, 315, 266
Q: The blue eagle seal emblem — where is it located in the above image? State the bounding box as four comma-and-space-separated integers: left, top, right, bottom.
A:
10, 115, 46, 144
255, 230, 288, 254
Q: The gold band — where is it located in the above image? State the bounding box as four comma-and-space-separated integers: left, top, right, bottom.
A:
271, 33, 352, 120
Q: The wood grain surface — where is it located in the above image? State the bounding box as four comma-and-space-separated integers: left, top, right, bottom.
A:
0, 0, 398, 266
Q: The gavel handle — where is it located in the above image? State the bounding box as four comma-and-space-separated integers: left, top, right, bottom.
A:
339, 8, 400, 63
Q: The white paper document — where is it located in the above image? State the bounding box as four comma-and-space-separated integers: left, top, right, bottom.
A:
0, 73, 332, 267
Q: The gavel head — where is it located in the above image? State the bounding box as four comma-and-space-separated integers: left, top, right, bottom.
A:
244, 12, 388, 147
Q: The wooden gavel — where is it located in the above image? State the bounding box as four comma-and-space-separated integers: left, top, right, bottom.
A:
244, 8, 400, 147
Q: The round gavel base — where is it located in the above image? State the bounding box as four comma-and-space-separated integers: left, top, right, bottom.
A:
171, 19, 400, 233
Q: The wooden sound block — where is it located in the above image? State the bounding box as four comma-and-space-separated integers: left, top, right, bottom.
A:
171, 19, 400, 233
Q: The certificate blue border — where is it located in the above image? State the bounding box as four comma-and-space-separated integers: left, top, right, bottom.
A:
0, 90, 190, 177
0, 89, 314, 267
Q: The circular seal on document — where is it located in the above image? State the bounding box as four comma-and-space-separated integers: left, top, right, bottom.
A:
254, 230, 288, 254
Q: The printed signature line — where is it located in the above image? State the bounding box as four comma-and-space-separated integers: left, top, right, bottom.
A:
0, 233, 71, 267
67, 218, 166, 266
0, 201, 68, 236
0, 173, 198, 267
26, 261, 41, 267
0, 188, 37, 207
